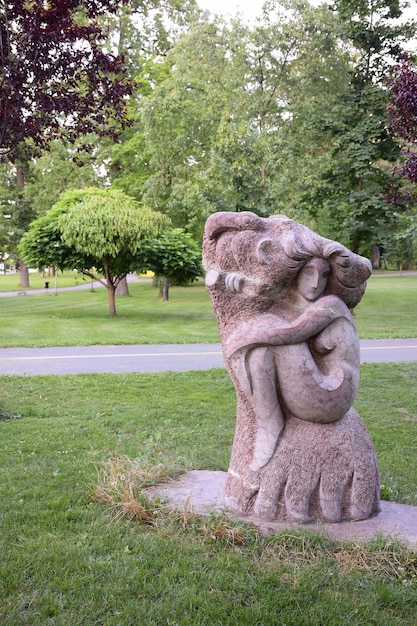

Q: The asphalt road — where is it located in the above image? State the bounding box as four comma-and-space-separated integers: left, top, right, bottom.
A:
1, 273, 416, 375
0, 274, 147, 297
0, 339, 416, 375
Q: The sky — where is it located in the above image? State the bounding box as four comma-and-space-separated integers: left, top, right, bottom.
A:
197, 0, 417, 25
197, 0, 264, 22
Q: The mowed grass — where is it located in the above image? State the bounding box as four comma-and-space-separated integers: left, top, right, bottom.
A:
0, 280, 220, 347
0, 365, 416, 625
0, 274, 416, 347
354, 275, 417, 339
0, 270, 89, 291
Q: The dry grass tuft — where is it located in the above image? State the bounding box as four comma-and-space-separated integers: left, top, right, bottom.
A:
334, 537, 417, 583
198, 511, 259, 546
93, 455, 187, 526
199, 520, 247, 546
260, 531, 417, 584
93, 457, 258, 546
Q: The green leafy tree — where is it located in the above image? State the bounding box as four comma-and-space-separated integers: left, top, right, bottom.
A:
135, 229, 202, 300
0, 151, 35, 272
104, 0, 198, 71
23, 140, 101, 218
208, 0, 351, 221
140, 3, 360, 235
312, 0, 417, 260
18, 205, 95, 277
20, 188, 169, 316
104, 0, 199, 200
140, 18, 254, 235
108, 54, 174, 201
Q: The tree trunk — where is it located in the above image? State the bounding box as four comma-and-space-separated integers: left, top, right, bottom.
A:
16, 165, 30, 288
104, 263, 117, 316
162, 276, 170, 301
370, 245, 380, 269
16, 166, 25, 189
19, 259, 30, 288
107, 283, 117, 316
116, 275, 129, 296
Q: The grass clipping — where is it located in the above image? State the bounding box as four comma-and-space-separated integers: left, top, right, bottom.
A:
92, 455, 417, 580
93, 456, 179, 525
92, 455, 257, 545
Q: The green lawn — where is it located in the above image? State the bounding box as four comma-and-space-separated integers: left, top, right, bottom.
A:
0, 274, 416, 347
0, 280, 220, 347
0, 270, 89, 291
0, 272, 416, 623
0, 365, 416, 624
354, 275, 417, 339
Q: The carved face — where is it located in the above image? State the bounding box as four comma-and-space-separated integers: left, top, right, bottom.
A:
297, 258, 330, 302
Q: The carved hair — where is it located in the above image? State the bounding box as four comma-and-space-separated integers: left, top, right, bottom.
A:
203, 212, 372, 309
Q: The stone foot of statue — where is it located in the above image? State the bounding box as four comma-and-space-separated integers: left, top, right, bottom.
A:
226, 409, 380, 523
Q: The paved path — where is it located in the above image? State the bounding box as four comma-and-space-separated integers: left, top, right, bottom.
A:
0, 339, 416, 375
0, 273, 416, 375
0, 274, 147, 297
0, 270, 414, 298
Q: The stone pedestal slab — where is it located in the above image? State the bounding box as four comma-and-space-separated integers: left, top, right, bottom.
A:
147, 470, 417, 550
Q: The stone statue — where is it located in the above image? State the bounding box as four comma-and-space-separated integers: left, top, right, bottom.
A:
203, 211, 380, 523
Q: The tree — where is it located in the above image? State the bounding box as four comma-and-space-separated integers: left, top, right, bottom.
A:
19, 188, 169, 316
1, 0, 133, 286
385, 56, 417, 268
388, 57, 417, 184
140, 2, 364, 235
0, 0, 132, 158
0, 136, 105, 283
104, 0, 198, 71
23, 140, 102, 217
214, 0, 351, 221
135, 228, 202, 300
18, 204, 96, 277
311, 0, 417, 259
102, 0, 199, 200
0, 151, 35, 270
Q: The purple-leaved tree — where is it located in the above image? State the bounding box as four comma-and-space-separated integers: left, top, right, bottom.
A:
0, 0, 133, 285
388, 57, 417, 184
0, 0, 132, 158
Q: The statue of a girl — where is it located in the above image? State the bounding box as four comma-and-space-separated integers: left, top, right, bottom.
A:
203, 212, 380, 523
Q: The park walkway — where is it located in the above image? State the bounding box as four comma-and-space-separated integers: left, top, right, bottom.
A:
0, 338, 417, 375
0, 272, 416, 375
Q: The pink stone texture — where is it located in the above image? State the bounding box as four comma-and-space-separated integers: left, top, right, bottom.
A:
203, 211, 380, 523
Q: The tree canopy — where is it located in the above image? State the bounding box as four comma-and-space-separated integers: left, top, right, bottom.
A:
140, 3, 352, 236
5, 0, 417, 279
135, 228, 202, 300
307, 0, 417, 261
0, 0, 133, 159
19, 187, 170, 315
388, 57, 417, 184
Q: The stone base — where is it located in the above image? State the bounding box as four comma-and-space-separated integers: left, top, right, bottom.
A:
146, 470, 417, 550
225, 408, 380, 523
